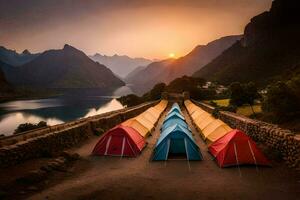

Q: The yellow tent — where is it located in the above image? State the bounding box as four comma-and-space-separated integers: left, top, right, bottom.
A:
191, 110, 206, 120
122, 118, 151, 137
141, 111, 157, 124
205, 124, 232, 143
201, 120, 232, 143
154, 100, 168, 111
135, 115, 154, 132
197, 115, 215, 130
194, 112, 211, 124
147, 107, 160, 119
201, 119, 225, 137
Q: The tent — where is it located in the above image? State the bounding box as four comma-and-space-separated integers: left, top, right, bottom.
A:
201, 120, 232, 143
167, 106, 182, 115
161, 117, 190, 131
196, 115, 215, 130
135, 115, 154, 133
92, 125, 146, 157
140, 111, 157, 125
152, 124, 203, 161
122, 118, 150, 137
209, 129, 271, 167
147, 107, 160, 119
164, 112, 185, 123
191, 110, 206, 120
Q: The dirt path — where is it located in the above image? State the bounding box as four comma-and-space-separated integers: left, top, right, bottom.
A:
28, 106, 300, 200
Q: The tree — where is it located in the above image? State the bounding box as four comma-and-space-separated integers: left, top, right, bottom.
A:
229, 82, 245, 106
142, 83, 166, 101
262, 81, 299, 121
14, 121, 48, 134
244, 82, 260, 115
229, 82, 260, 115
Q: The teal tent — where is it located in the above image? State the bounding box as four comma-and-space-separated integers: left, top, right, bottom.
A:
164, 112, 185, 124
167, 106, 182, 115
161, 117, 190, 131
152, 124, 203, 161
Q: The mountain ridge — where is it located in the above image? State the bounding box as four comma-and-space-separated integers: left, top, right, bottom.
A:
126, 35, 242, 94
90, 53, 152, 78
1, 44, 125, 90
0, 46, 39, 66
193, 0, 300, 86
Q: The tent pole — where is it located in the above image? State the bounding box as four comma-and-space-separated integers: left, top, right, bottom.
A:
126, 138, 136, 157
120, 137, 126, 159
165, 139, 170, 167
233, 142, 242, 177
104, 136, 112, 155
248, 140, 259, 172
184, 138, 191, 171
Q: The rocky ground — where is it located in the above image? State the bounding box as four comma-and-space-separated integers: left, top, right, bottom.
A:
0, 106, 299, 200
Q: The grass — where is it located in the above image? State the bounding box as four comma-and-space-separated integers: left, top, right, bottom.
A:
237, 105, 262, 117
205, 99, 262, 117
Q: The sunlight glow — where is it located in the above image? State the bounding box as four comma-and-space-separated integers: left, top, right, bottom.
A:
169, 53, 175, 58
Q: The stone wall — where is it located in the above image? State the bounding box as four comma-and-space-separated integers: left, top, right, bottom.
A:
194, 101, 300, 168
0, 101, 157, 168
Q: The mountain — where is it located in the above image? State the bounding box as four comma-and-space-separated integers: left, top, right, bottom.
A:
0, 67, 9, 89
193, 0, 300, 86
124, 66, 146, 82
126, 35, 242, 94
90, 53, 152, 78
2, 44, 125, 90
0, 63, 12, 97
0, 46, 39, 66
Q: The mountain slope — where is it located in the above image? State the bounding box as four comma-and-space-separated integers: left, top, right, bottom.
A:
90, 53, 152, 78
0, 63, 12, 97
127, 35, 241, 94
124, 66, 146, 82
0, 46, 39, 66
0, 67, 9, 89
193, 0, 300, 86
3, 44, 125, 89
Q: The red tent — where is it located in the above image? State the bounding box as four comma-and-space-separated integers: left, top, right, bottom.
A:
92, 125, 146, 157
209, 129, 271, 167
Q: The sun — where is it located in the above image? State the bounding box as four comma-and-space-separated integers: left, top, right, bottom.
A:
168, 53, 175, 58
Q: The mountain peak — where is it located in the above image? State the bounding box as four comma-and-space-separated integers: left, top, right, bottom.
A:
63, 44, 78, 51
22, 49, 31, 54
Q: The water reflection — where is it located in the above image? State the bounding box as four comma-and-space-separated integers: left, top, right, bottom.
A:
0, 93, 125, 136
0, 112, 63, 136
84, 99, 124, 118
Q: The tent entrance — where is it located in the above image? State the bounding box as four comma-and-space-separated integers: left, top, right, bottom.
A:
107, 135, 124, 156
168, 139, 187, 159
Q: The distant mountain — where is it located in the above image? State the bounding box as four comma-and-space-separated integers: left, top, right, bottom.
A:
0, 66, 9, 89
2, 44, 125, 90
90, 53, 152, 78
126, 35, 242, 94
193, 0, 300, 86
124, 66, 146, 82
0, 63, 12, 97
0, 46, 39, 66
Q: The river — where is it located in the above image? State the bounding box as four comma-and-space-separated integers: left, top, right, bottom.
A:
0, 85, 134, 136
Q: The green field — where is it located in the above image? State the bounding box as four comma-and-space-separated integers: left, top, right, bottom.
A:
205, 99, 262, 117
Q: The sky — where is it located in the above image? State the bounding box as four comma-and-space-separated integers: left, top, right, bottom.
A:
0, 0, 272, 59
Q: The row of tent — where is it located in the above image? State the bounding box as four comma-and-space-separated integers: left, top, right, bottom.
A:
92, 100, 168, 157
152, 103, 203, 161
184, 100, 270, 167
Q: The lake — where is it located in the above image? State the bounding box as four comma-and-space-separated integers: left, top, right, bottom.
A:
0, 85, 134, 136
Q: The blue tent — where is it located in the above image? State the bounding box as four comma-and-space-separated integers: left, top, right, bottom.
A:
152, 124, 203, 161
161, 117, 190, 131
164, 112, 185, 124
167, 106, 182, 115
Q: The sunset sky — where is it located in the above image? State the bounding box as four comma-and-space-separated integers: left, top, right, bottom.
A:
0, 0, 272, 59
